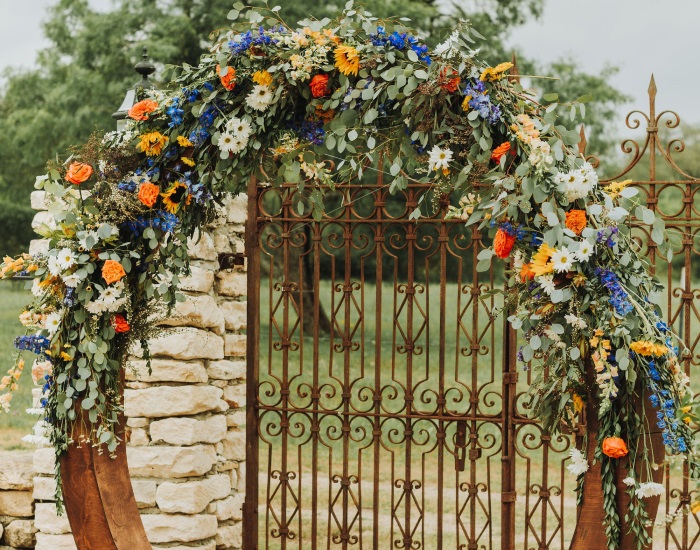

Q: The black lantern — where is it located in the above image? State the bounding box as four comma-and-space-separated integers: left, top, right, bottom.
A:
112, 46, 158, 131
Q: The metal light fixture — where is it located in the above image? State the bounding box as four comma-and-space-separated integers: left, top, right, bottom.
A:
112, 46, 158, 131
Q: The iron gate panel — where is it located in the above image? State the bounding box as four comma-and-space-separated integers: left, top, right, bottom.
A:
245, 77, 700, 549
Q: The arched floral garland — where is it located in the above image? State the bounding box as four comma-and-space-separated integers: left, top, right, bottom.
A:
0, 2, 697, 546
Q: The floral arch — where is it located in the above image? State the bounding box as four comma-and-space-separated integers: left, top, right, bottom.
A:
0, 2, 697, 548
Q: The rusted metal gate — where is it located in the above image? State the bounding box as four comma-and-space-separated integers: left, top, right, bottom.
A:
244, 76, 700, 549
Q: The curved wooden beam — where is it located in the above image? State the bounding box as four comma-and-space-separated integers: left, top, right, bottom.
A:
60, 390, 150, 550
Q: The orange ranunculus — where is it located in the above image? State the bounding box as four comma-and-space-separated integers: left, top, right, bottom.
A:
439, 67, 460, 92
520, 263, 536, 282
65, 162, 94, 185
138, 182, 160, 208
566, 209, 587, 236
112, 314, 130, 333
493, 228, 516, 259
491, 142, 511, 163
310, 74, 330, 98
217, 65, 237, 91
602, 436, 628, 459
127, 99, 158, 121
102, 260, 126, 285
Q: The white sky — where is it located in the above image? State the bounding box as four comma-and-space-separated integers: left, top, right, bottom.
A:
1, 0, 698, 129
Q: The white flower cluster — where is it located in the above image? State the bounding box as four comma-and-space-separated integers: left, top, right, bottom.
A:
86, 281, 128, 315
513, 114, 553, 170
22, 419, 51, 447
566, 448, 589, 476
246, 85, 274, 112
219, 117, 253, 156
286, 45, 332, 81
555, 162, 598, 202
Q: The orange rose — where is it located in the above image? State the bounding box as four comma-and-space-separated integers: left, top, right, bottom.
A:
439, 67, 460, 92
65, 162, 94, 185
127, 99, 158, 121
566, 210, 587, 236
520, 263, 536, 282
493, 228, 516, 259
102, 260, 126, 285
602, 436, 628, 459
310, 74, 329, 98
491, 142, 511, 162
217, 65, 236, 91
112, 314, 130, 333
137, 183, 160, 208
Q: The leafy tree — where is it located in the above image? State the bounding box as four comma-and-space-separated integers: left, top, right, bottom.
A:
0, 0, 628, 255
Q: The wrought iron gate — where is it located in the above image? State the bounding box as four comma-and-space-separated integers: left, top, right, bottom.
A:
244, 76, 700, 549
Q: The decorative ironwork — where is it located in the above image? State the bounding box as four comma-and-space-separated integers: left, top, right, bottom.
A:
245, 74, 700, 548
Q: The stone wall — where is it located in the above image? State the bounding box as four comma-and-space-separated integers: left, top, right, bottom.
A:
21, 191, 248, 549
0, 453, 36, 549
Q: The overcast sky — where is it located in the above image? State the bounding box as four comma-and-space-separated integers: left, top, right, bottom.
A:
1, 0, 698, 131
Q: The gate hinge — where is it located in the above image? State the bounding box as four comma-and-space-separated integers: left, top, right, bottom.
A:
503, 372, 518, 385
219, 252, 246, 270
502, 491, 517, 503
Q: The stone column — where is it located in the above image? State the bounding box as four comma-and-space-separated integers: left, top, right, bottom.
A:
28, 192, 249, 550
0, 452, 36, 549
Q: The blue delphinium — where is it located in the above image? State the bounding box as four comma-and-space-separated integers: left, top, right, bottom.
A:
124, 210, 180, 236
463, 81, 501, 125
369, 26, 431, 64
14, 335, 51, 354
166, 99, 184, 128
594, 267, 634, 316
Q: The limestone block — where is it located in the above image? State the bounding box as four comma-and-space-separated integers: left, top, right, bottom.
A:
4, 519, 36, 548
212, 227, 233, 253
224, 334, 246, 357
156, 474, 231, 514
214, 493, 244, 522
215, 271, 247, 297
125, 385, 223, 418
126, 359, 208, 384
162, 294, 225, 335
0, 491, 33, 517
127, 417, 149, 428
149, 328, 225, 360
207, 360, 245, 381
221, 431, 246, 461
29, 239, 50, 256
150, 415, 227, 446
153, 543, 215, 550
34, 503, 70, 534
141, 513, 218, 543
187, 231, 217, 261
35, 533, 77, 550
220, 301, 247, 331
0, 453, 34, 490
226, 410, 246, 428
33, 448, 54, 475
127, 445, 216, 478
32, 477, 56, 501
31, 211, 55, 230
128, 427, 150, 446
180, 265, 215, 293
223, 384, 246, 409
30, 191, 48, 210
131, 479, 157, 508
227, 194, 248, 224
215, 522, 242, 549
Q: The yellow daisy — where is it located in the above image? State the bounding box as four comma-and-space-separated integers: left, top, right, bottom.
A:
177, 135, 194, 147
137, 132, 169, 156
530, 243, 555, 276
252, 70, 273, 87
181, 157, 195, 167
480, 61, 514, 82
334, 44, 360, 77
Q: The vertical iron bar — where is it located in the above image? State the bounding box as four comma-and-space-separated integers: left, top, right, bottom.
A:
245, 177, 261, 550
311, 220, 321, 550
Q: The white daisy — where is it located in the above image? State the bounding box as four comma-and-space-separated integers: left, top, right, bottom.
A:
56, 248, 76, 270
575, 241, 594, 263
636, 482, 664, 499
229, 135, 248, 154
428, 146, 453, 172
566, 448, 589, 477
218, 132, 237, 154
226, 117, 252, 138
537, 275, 556, 295
21, 420, 51, 447
623, 476, 636, 487
44, 311, 63, 335
100, 281, 124, 305
47, 256, 61, 277
551, 247, 575, 273
31, 278, 46, 297
246, 85, 273, 111
564, 314, 587, 330
62, 272, 83, 288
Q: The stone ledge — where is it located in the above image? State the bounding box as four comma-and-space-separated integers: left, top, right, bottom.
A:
0, 453, 34, 491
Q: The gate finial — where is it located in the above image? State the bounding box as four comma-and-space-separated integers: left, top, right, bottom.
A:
578, 125, 587, 157
508, 52, 520, 83
648, 74, 657, 122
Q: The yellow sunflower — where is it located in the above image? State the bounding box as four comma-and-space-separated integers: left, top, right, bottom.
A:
480, 61, 514, 82
181, 157, 195, 167
334, 44, 360, 77
137, 132, 169, 156
252, 70, 273, 87
530, 243, 555, 276
161, 182, 192, 214
176, 135, 194, 147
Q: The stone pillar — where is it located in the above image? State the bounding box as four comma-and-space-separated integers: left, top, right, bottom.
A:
0, 452, 36, 549
27, 192, 248, 550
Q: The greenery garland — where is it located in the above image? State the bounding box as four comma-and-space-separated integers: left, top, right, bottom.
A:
0, 2, 697, 544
